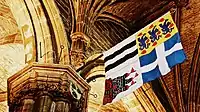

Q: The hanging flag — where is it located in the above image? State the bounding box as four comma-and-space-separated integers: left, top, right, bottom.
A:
103, 11, 186, 105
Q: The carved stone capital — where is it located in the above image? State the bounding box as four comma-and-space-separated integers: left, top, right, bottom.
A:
70, 32, 90, 44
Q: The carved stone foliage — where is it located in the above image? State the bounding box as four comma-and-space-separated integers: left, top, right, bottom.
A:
7, 63, 90, 112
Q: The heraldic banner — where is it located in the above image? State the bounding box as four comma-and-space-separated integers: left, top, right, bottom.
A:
103, 11, 186, 105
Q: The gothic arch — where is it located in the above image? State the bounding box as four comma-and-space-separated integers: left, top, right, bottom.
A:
187, 34, 200, 112
5, 0, 70, 64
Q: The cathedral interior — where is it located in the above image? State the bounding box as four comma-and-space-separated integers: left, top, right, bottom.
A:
0, 0, 199, 111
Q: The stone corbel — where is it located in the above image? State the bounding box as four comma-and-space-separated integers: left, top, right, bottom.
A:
70, 32, 90, 69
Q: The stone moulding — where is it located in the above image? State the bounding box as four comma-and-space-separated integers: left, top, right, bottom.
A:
7, 63, 90, 111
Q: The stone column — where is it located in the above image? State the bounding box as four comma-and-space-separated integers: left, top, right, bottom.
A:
34, 95, 52, 112
7, 63, 90, 112
54, 100, 69, 112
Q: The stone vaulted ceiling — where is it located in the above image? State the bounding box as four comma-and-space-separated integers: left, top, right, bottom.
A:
0, 0, 199, 111
56, 0, 198, 111
63, 0, 179, 58
59, 0, 176, 111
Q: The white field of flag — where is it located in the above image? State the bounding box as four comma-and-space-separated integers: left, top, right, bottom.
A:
103, 33, 143, 103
